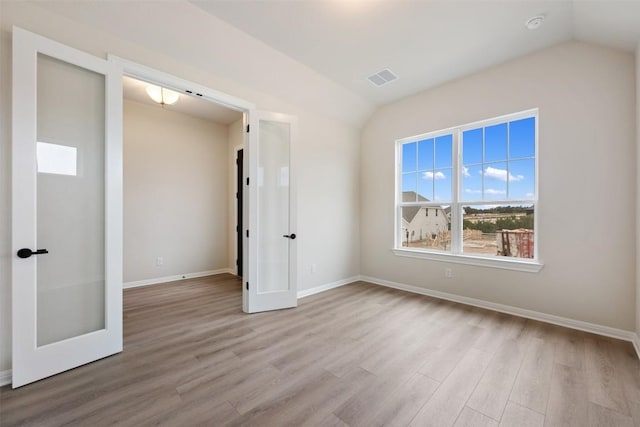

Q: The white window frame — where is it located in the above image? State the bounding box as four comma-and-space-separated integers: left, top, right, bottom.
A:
393, 109, 543, 273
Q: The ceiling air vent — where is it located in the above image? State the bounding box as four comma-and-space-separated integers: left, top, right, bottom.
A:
367, 68, 398, 87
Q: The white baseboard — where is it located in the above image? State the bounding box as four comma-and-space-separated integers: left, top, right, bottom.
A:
360, 275, 637, 344
297, 276, 360, 299
0, 369, 11, 387
633, 334, 640, 360
124, 268, 235, 289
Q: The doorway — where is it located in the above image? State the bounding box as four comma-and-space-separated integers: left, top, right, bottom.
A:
114, 56, 299, 314
121, 75, 243, 288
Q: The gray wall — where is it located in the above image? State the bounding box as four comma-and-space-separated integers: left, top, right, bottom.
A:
361, 41, 636, 331
124, 100, 231, 283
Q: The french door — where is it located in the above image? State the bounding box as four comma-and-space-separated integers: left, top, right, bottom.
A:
11, 27, 123, 388
11, 27, 298, 387
244, 111, 298, 313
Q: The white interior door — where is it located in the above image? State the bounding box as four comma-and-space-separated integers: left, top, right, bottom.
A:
11, 27, 123, 388
244, 111, 297, 313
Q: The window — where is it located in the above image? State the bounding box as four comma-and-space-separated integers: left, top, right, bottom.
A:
395, 110, 539, 270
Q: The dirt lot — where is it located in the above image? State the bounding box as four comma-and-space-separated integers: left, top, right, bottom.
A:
404, 233, 499, 256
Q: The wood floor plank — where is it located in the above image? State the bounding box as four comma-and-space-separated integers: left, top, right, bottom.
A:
509, 337, 554, 414
367, 372, 440, 427
333, 371, 415, 427
587, 401, 634, 427
417, 322, 483, 382
553, 328, 586, 369
314, 413, 349, 427
499, 402, 544, 427
467, 338, 527, 420
409, 348, 492, 427
584, 335, 630, 416
227, 368, 340, 425
283, 367, 378, 426
1, 274, 640, 427
472, 313, 526, 355
609, 339, 640, 405
544, 363, 588, 427
144, 400, 240, 427
626, 399, 640, 426
453, 407, 499, 427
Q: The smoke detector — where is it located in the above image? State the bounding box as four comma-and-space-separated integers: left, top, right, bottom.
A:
525, 15, 545, 30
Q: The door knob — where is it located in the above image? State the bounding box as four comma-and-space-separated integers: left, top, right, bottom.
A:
283, 234, 296, 240
17, 248, 49, 259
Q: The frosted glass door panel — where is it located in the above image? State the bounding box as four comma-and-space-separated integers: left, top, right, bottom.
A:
36, 54, 106, 346
257, 120, 290, 293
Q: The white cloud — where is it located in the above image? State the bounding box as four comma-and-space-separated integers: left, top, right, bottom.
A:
465, 189, 481, 194
423, 171, 446, 180
484, 166, 523, 182
462, 166, 470, 177
525, 192, 535, 198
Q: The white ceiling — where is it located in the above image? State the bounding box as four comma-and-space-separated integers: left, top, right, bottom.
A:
191, 0, 640, 105
122, 75, 243, 125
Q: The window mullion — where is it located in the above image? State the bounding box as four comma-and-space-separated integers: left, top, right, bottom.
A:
395, 141, 402, 249
506, 120, 510, 199
451, 130, 461, 254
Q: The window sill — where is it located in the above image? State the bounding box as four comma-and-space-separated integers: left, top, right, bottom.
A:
391, 248, 544, 273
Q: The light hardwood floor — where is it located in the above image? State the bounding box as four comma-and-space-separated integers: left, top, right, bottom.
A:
1, 274, 640, 426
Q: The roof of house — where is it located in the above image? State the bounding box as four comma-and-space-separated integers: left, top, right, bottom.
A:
401, 191, 451, 224
402, 191, 429, 223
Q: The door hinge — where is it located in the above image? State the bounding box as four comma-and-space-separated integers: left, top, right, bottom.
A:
246, 229, 249, 238
236, 258, 239, 266
246, 282, 249, 290
246, 177, 249, 186
246, 124, 250, 133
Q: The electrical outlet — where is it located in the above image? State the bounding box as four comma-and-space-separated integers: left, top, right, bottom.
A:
445, 268, 452, 278
311, 263, 317, 274
156, 257, 163, 266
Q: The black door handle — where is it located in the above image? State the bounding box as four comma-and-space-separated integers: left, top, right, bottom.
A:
283, 234, 296, 240
17, 248, 49, 259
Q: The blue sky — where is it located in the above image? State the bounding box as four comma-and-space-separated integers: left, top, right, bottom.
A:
402, 117, 535, 203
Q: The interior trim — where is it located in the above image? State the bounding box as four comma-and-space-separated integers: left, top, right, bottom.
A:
633, 334, 640, 360
0, 370, 12, 387
123, 269, 235, 289
297, 276, 360, 299
391, 248, 544, 273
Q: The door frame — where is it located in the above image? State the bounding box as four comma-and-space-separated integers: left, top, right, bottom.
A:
108, 56, 257, 312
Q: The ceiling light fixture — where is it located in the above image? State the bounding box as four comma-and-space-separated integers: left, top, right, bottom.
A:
525, 15, 545, 30
146, 84, 180, 105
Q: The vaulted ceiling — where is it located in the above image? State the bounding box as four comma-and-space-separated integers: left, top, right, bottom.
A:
19, 0, 640, 126
192, 0, 640, 105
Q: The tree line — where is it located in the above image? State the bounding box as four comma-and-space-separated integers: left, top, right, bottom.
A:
463, 205, 534, 233
464, 205, 532, 214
